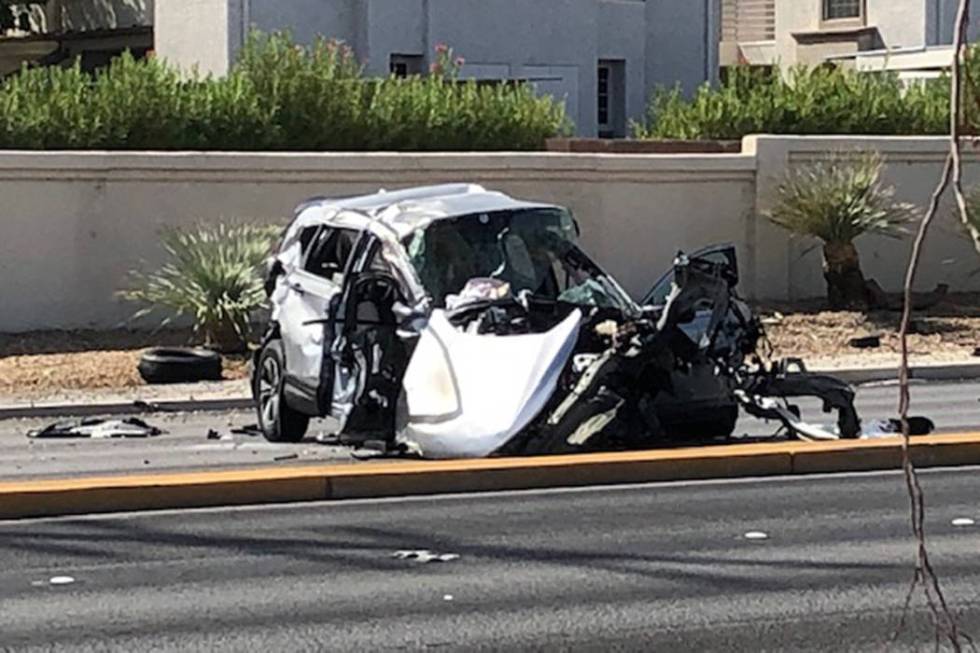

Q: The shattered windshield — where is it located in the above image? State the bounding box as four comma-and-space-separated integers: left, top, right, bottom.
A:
405, 208, 636, 313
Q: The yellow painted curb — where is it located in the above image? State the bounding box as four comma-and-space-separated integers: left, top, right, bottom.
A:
0, 433, 978, 520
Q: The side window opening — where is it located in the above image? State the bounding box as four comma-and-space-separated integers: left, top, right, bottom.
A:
298, 226, 320, 255
304, 227, 359, 281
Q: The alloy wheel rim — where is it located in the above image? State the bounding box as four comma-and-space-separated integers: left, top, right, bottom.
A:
258, 356, 281, 428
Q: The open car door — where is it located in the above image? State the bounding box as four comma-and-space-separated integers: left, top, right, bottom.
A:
276, 225, 358, 415
642, 244, 740, 350
329, 235, 413, 440
643, 243, 738, 307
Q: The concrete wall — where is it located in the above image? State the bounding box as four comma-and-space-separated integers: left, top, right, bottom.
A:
774, 0, 820, 66
1, 137, 979, 332
645, 0, 721, 92
0, 151, 755, 331
933, 0, 980, 44
867, 0, 927, 49
154, 0, 240, 76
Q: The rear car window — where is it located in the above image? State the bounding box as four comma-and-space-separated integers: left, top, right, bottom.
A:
304, 227, 359, 280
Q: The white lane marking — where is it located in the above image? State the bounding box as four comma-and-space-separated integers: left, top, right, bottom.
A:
443, 594, 454, 601
48, 576, 75, 585
744, 531, 769, 540
952, 518, 976, 527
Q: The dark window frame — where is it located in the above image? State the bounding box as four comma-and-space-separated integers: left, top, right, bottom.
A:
822, 0, 862, 21
303, 227, 360, 281
597, 65, 610, 127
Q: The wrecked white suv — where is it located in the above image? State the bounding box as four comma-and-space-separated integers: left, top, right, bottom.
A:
253, 184, 870, 458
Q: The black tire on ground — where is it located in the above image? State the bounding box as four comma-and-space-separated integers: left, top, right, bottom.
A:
254, 340, 309, 443
138, 348, 223, 384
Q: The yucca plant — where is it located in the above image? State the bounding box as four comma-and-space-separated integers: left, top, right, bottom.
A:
120, 223, 280, 353
766, 151, 918, 309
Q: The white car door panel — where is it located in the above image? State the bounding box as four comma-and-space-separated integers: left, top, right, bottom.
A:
279, 270, 339, 390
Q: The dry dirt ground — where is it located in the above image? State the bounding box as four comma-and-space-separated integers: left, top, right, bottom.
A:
0, 330, 250, 400
757, 293, 980, 369
0, 296, 978, 400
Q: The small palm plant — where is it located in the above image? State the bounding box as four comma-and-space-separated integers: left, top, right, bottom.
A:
121, 223, 280, 353
766, 151, 917, 309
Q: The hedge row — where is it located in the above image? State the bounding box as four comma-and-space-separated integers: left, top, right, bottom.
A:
633, 49, 980, 140
0, 33, 569, 151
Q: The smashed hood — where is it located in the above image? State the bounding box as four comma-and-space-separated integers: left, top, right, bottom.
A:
396, 309, 582, 458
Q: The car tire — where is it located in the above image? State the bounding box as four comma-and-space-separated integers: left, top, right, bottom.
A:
138, 348, 223, 384
254, 340, 309, 443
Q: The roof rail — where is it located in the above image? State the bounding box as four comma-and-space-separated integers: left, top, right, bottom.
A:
294, 184, 487, 217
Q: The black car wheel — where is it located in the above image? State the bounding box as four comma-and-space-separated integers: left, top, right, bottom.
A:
255, 340, 309, 443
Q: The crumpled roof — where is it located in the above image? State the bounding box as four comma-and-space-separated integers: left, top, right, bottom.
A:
292, 184, 557, 239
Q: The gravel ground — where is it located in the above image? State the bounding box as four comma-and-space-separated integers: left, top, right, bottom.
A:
758, 294, 980, 369
0, 329, 250, 400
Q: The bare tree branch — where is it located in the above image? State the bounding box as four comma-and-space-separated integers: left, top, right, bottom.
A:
895, 0, 976, 649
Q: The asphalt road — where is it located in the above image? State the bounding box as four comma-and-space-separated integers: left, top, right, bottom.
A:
0, 380, 978, 480
0, 467, 978, 651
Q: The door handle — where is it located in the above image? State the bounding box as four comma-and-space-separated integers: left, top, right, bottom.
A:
288, 281, 306, 295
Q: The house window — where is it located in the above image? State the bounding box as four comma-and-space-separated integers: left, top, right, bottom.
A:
389, 54, 423, 78
597, 60, 625, 138
597, 66, 610, 127
823, 0, 861, 20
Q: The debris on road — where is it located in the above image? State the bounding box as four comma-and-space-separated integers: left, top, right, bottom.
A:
862, 417, 935, 438
230, 424, 262, 436
273, 453, 299, 462
393, 550, 461, 563
27, 417, 163, 439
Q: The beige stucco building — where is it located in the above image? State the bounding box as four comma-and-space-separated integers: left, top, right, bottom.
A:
721, 0, 977, 77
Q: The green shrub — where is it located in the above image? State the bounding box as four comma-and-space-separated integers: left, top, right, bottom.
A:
635, 59, 959, 140
0, 32, 568, 151
119, 223, 281, 353
765, 150, 917, 308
